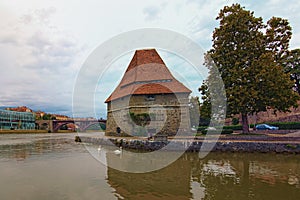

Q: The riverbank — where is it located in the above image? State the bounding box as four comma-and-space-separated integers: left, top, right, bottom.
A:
0, 130, 75, 134
77, 131, 300, 153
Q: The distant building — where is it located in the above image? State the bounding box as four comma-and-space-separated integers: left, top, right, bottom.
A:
6, 106, 32, 113
105, 49, 191, 136
52, 114, 70, 120
35, 111, 46, 119
0, 109, 35, 130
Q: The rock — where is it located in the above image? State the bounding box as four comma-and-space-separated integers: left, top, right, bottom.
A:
75, 136, 81, 142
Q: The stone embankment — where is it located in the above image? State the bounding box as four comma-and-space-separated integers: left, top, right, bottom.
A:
77, 133, 300, 153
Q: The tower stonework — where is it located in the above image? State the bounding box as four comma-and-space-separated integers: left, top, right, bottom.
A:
105, 49, 191, 136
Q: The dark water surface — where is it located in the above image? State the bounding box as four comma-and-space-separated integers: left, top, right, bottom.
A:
0, 133, 299, 200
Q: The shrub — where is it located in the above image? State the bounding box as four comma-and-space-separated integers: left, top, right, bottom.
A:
201, 129, 233, 135
223, 125, 242, 130
197, 126, 207, 132
267, 122, 300, 130
232, 117, 239, 125
286, 144, 298, 149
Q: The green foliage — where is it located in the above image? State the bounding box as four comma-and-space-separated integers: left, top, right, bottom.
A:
202, 3, 299, 133
197, 122, 300, 132
198, 81, 212, 126
231, 117, 239, 125
129, 112, 151, 127
284, 49, 300, 94
267, 122, 300, 130
197, 126, 207, 132
266, 17, 292, 63
225, 122, 300, 130
286, 144, 298, 149
42, 114, 52, 120
223, 125, 243, 130
201, 129, 233, 135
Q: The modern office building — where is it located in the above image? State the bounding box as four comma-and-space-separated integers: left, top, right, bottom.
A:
0, 109, 36, 130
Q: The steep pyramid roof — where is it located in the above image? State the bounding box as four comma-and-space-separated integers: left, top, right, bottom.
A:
105, 49, 191, 103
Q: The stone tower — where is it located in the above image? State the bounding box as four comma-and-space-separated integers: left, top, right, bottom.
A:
105, 49, 191, 136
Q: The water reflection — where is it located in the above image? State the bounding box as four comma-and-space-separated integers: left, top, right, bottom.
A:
0, 134, 80, 161
102, 149, 300, 200
0, 135, 299, 200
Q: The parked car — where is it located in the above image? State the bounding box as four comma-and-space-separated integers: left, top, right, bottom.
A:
255, 124, 279, 130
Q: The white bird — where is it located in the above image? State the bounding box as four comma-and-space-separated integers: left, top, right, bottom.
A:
97, 145, 102, 153
114, 147, 122, 155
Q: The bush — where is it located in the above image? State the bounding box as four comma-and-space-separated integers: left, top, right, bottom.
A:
232, 117, 239, 125
197, 126, 207, 132
223, 125, 242, 130
201, 129, 233, 135
267, 122, 300, 130
197, 121, 300, 132
197, 124, 257, 132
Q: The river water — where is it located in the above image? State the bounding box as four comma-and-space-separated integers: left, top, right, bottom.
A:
0, 133, 299, 200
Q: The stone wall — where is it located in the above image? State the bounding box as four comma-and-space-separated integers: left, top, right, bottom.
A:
79, 136, 300, 153
105, 93, 191, 136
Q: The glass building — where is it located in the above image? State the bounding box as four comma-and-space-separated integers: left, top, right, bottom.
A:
0, 109, 35, 130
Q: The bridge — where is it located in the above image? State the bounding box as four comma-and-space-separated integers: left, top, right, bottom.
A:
36, 119, 106, 132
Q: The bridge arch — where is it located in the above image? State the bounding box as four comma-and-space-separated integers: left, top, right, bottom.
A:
36, 119, 107, 132
52, 120, 106, 132
81, 122, 106, 131
53, 122, 77, 132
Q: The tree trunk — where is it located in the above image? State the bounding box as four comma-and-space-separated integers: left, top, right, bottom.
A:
241, 113, 250, 133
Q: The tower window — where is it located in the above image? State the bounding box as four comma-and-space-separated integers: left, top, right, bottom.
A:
145, 95, 155, 101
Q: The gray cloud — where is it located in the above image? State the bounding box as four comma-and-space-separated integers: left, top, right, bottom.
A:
1, 0, 299, 118
20, 7, 57, 25
0, 7, 85, 116
143, 6, 161, 21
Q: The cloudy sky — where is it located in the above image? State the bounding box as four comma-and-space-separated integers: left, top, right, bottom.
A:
0, 0, 300, 118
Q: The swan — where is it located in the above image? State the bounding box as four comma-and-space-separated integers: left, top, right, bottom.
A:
114, 147, 122, 155
97, 145, 102, 153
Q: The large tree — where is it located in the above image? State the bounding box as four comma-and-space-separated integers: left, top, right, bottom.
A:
202, 4, 299, 133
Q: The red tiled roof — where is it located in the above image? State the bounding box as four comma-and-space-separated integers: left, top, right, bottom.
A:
105, 49, 191, 103
6, 106, 32, 113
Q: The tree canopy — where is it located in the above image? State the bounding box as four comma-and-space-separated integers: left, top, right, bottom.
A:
284, 49, 300, 94
201, 3, 299, 133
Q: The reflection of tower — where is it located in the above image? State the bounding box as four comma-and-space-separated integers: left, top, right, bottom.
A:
105, 49, 191, 136
106, 153, 193, 200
